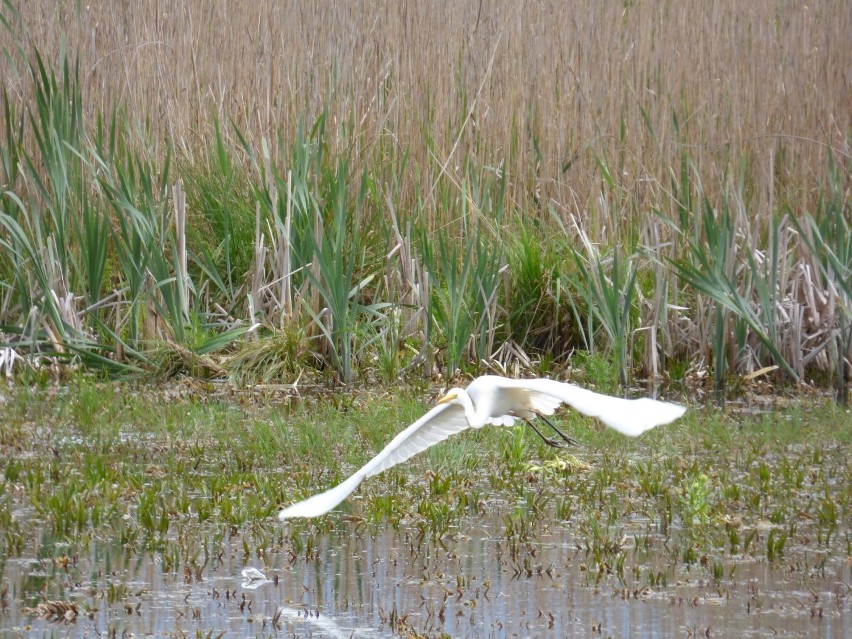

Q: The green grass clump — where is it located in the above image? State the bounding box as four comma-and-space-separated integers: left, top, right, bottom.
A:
226, 324, 311, 383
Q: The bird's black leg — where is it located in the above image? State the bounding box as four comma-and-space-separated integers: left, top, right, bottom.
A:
538, 414, 578, 446
524, 420, 566, 448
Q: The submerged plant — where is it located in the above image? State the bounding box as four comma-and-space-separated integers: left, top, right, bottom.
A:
680, 473, 712, 528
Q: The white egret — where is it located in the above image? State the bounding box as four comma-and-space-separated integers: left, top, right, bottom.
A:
278, 375, 686, 519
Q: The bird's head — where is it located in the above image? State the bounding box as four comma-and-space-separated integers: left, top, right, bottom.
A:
437, 388, 463, 405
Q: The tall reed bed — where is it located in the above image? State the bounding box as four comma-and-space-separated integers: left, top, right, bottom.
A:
0, 1, 849, 399
3, 1, 846, 212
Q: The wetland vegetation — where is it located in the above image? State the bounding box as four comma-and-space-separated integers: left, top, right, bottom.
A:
1, 381, 851, 637
0, 1, 848, 397
0, 1, 850, 636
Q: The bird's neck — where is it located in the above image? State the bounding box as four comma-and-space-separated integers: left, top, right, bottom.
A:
459, 392, 486, 428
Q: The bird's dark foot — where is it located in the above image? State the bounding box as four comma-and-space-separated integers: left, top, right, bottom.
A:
544, 436, 578, 447
538, 415, 578, 446
543, 437, 571, 448
526, 421, 575, 448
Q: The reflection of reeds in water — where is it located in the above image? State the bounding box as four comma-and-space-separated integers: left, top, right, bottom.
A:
20, 600, 78, 623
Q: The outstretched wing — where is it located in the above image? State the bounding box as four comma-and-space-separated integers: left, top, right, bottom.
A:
362, 403, 469, 478
279, 402, 469, 519
495, 377, 686, 436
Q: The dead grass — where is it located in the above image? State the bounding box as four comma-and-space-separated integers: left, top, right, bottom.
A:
0, 1, 848, 388
2, 0, 847, 218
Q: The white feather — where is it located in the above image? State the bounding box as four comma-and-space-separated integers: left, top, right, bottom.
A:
487, 377, 687, 436
279, 375, 686, 519
278, 403, 467, 519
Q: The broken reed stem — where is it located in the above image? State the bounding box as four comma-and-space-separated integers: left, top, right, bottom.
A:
173, 179, 189, 323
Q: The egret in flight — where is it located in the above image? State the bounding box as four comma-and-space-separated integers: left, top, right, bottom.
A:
279, 375, 686, 519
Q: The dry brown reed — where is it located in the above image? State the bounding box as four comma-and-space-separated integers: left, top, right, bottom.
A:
2, 0, 848, 222
0, 1, 849, 389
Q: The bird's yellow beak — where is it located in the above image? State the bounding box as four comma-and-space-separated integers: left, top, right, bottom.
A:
437, 390, 457, 405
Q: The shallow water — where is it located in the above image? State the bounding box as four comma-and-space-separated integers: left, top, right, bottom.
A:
3, 517, 849, 638
2, 385, 850, 637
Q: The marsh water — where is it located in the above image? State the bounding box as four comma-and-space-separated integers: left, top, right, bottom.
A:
2, 385, 851, 637
3, 513, 849, 638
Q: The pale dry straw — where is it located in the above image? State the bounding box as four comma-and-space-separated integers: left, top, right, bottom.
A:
1, 0, 847, 219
